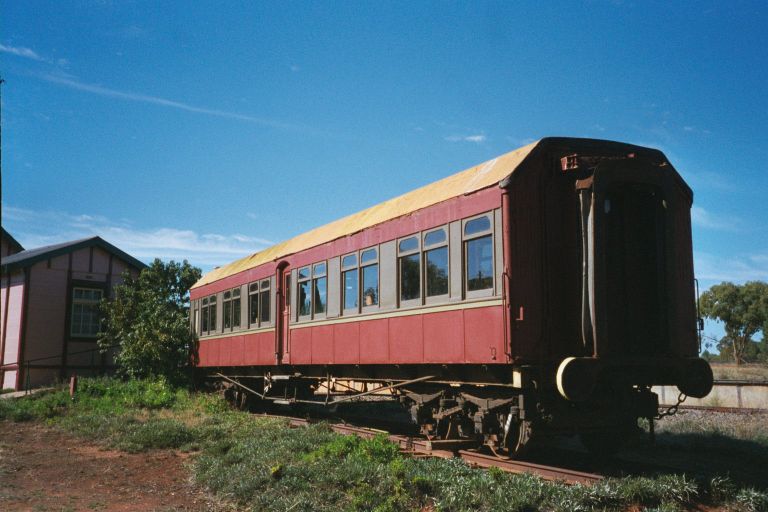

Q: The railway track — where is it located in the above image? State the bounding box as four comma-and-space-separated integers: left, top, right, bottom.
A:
268, 413, 604, 485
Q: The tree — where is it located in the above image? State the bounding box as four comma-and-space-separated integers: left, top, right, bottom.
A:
99, 259, 202, 384
699, 281, 768, 365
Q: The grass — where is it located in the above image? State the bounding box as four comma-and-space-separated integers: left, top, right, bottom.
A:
653, 410, 768, 447
710, 363, 768, 382
2, 378, 768, 511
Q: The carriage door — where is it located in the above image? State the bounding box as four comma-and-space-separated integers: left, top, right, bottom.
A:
277, 265, 291, 365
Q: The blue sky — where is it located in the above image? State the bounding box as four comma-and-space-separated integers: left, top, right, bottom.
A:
2, 1, 767, 313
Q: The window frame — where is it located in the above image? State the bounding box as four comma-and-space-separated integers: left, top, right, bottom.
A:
341, 252, 360, 315
462, 212, 495, 299
259, 278, 272, 326
397, 235, 422, 308
201, 297, 209, 335
423, 226, 450, 304
360, 247, 380, 312
248, 282, 260, 328
312, 261, 328, 319
70, 286, 103, 338
232, 288, 241, 329
223, 290, 233, 331
208, 294, 218, 334
297, 266, 312, 321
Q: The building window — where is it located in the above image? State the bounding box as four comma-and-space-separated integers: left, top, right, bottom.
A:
361, 248, 379, 308
313, 262, 327, 316
223, 291, 232, 330
71, 287, 103, 337
398, 236, 421, 304
298, 266, 311, 319
463, 214, 494, 296
424, 228, 449, 299
259, 279, 271, 324
341, 253, 358, 313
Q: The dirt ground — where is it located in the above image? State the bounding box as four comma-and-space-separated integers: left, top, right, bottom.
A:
0, 421, 218, 512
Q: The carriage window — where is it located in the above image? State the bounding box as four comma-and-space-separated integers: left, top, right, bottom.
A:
400, 254, 420, 301
313, 262, 327, 316
209, 295, 218, 332
259, 279, 271, 323
399, 236, 419, 253
248, 283, 259, 326
398, 236, 421, 303
424, 229, 446, 246
201, 297, 209, 334
466, 237, 493, 290
361, 247, 379, 308
463, 213, 494, 294
223, 291, 232, 330
424, 228, 449, 298
342, 253, 359, 312
298, 267, 311, 318
361, 248, 377, 265
464, 216, 491, 236
232, 288, 241, 328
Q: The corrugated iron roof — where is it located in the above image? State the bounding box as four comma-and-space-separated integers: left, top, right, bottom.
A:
1, 236, 147, 273
192, 140, 540, 289
1, 227, 24, 252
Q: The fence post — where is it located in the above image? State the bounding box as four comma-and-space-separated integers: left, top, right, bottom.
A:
24, 361, 31, 394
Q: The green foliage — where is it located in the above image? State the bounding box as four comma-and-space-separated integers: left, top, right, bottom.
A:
98, 258, 201, 385
733, 488, 768, 512
700, 281, 768, 365
307, 433, 400, 464
5, 377, 768, 511
0, 389, 70, 421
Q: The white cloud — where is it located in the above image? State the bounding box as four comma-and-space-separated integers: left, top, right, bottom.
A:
1, 43, 69, 67
695, 250, 768, 286
690, 206, 739, 231
40, 73, 302, 130
0, 43, 45, 62
445, 134, 486, 143
2, 205, 273, 269
3, 41, 304, 131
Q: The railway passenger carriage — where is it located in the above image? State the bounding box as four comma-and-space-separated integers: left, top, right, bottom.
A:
190, 137, 713, 456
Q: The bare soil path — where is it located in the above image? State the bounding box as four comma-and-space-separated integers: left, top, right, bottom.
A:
0, 421, 217, 512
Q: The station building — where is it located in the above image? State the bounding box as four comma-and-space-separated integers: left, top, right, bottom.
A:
1, 230, 145, 390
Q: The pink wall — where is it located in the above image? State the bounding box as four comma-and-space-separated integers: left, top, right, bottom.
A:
24, 260, 68, 362
1, 272, 25, 389
1, 245, 142, 390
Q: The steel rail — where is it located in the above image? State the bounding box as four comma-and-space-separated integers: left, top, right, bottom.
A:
456, 450, 603, 484
268, 412, 603, 485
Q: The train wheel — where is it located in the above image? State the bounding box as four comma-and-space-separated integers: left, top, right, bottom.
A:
504, 418, 533, 458
487, 418, 533, 459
